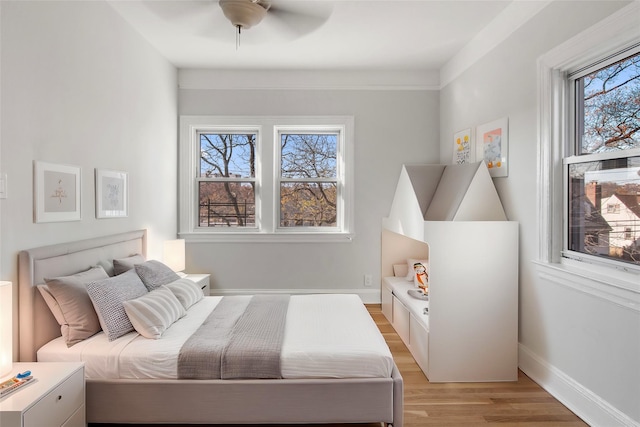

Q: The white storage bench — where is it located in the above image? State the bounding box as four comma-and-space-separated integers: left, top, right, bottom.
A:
382, 277, 430, 374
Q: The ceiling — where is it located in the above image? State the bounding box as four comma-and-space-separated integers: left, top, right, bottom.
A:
107, 0, 530, 73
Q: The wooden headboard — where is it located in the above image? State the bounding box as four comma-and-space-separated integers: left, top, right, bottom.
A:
18, 230, 147, 361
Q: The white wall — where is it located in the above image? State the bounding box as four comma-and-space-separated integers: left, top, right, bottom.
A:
0, 1, 178, 357
179, 82, 439, 301
440, 1, 639, 425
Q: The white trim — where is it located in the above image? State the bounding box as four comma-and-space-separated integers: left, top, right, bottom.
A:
209, 287, 381, 304
440, 0, 551, 88
179, 231, 354, 243
519, 343, 640, 427
533, 261, 640, 313
178, 69, 440, 91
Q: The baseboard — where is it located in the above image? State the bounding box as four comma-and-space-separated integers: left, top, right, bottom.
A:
210, 288, 381, 304
519, 344, 639, 427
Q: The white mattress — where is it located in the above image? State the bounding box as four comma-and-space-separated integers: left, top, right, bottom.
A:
38, 294, 394, 380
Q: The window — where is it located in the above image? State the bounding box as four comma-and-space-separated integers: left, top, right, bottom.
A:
278, 130, 339, 229
537, 2, 640, 297
565, 51, 640, 269
198, 131, 257, 228
179, 116, 354, 242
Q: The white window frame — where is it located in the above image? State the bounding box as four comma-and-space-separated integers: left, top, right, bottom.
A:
275, 125, 346, 233
535, 2, 640, 310
179, 115, 355, 243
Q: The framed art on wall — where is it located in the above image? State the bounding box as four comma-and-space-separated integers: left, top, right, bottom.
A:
453, 128, 473, 164
95, 169, 128, 218
476, 117, 509, 177
34, 161, 81, 223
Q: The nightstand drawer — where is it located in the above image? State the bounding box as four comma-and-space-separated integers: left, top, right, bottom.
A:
184, 274, 210, 296
61, 404, 85, 427
23, 369, 84, 427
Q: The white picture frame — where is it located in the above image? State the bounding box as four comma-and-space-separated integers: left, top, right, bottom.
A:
476, 117, 509, 178
34, 161, 81, 223
453, 128, 473, 164
95, 169, 128, 218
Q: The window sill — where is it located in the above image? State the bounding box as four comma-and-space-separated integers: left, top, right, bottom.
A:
180, 231, 355, 243
532, 260, 640, 313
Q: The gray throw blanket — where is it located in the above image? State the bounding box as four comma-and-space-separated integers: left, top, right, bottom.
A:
178, 294, 290, 380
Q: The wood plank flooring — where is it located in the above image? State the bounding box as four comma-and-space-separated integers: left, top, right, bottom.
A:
367, 304, 588, 427
90, 304, 587, 427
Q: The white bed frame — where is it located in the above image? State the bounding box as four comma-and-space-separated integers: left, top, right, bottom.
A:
18, 230, 403, 425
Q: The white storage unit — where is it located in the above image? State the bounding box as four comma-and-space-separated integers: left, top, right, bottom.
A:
381, 162, 519, 382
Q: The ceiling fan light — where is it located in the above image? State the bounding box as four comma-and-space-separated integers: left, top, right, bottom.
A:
219, 0, 268, 30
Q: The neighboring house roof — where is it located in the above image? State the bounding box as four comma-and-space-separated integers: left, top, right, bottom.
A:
573, 195, 611, 232
611, 193, 640, 219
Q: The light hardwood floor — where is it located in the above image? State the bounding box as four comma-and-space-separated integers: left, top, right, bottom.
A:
90, 304, 588, 427
367, 304, 588, 427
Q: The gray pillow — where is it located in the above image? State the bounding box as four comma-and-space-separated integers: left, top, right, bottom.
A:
86, 269, 148, 341
113, 253, 146, 275
44, 266, 109, 346
135, 260, 180, 291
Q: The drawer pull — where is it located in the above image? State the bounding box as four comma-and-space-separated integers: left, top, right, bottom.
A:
57, 395, 62, 401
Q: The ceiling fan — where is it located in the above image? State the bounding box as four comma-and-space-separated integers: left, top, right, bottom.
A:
217, 0, 332, 47
219, 0, 269, 47
142, 0, 333, 48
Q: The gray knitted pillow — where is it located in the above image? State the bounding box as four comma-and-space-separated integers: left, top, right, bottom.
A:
86, 269, 148, 341
135, 260, 180, 291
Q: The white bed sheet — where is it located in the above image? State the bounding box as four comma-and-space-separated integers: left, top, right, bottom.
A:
38, 294, 394, 380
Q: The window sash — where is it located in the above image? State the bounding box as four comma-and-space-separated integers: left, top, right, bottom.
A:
275, 126, 346, 233
564, 46, 640, 270
569, 45, 640, 156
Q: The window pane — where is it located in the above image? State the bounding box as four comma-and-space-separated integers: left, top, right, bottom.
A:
281, 133, 337, 178
568, 155, 640, 266
578, 52, 640, 154
199, 182, 255, 227
280, 182, 337, 227
200, 133, 256, 178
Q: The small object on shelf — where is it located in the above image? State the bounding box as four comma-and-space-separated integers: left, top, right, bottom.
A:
407, 289, 429, 300
423, 307, 429, 315
0, 374, 36, 398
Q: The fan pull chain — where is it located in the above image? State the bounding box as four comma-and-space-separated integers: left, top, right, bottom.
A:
236, 25, 241, 50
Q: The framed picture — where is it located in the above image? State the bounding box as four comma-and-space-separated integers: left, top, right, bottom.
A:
95, 169, 128, 218
34, 161, 81, 223
453, 128, 473, 164
476, 117, 509, 177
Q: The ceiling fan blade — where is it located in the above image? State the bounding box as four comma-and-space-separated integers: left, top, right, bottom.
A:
142, 1, 233, 41
142, 0, 214, 22
265, 1, 333, 39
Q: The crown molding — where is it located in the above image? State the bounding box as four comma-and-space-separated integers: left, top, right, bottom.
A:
440, 0, 552, 89
178, 68, 440, 91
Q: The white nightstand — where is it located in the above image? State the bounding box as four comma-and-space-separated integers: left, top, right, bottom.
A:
0, 362, 85, 427
184, 273, 211, 296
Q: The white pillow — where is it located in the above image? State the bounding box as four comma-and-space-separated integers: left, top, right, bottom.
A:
406, 258, 428, 282
164, 278, 204, 310
123, 287, 185, 339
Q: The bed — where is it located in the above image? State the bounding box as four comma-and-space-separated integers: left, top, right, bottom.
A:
18, 229, 403, 426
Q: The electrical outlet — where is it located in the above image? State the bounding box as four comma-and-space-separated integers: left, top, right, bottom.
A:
364, 274, 373, 287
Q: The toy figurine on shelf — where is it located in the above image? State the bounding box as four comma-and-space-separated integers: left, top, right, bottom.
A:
413, 262, 429, 295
